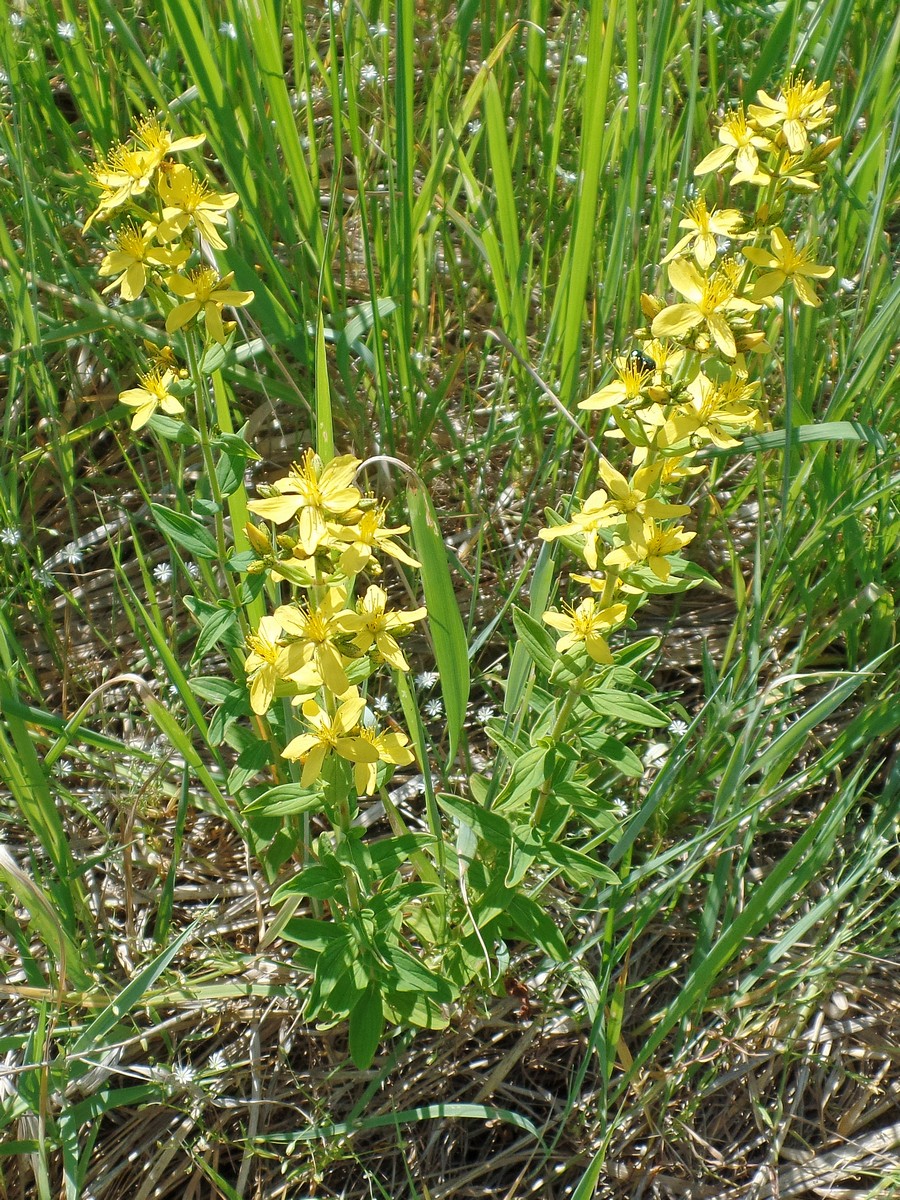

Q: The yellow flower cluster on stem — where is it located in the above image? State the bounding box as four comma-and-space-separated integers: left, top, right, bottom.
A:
244, 449, 425, 800
84, 119, 422, 813
539, 72, 839, 694
84, 115, 254, 429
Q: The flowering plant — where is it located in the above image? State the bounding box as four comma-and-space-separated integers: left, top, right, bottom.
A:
82, 75, 839, 1065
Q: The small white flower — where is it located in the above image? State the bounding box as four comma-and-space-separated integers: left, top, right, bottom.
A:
360, 63, 379, 85
0, 527, 21, 546
35, 567, 54, 588
424, 698, 444, 720
218, 20, 237, 38
372, 694, 390, 713
370, 21, 389, 36
172, 1061, 196, 1087
475, 705, 495, 724
669, 719, 689, 738
153, 561, 173, 583
612, 797, 628, 817
57, 759, 74, 774
185, 562, 200, 579
61, 542, 83, 565
704, 9, 722, 32
416, 671, 439, 690
467, 118, 482, 136
615, 70, 628, 93
104, 20, 114, 33
208, 1050, 228, 1072
10, 12, 25, 29
57, 20, 76, 40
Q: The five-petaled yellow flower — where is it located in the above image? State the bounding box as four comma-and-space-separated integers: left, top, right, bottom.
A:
274, 588, 355, 696
244, 614, 317, 715
165, 267, 254, 343
652, 258, 757, 359
659, 373, 763, 451
334, 585, 427, 671
542, 597, 627, 665
694, 105, 770, 181
742, 228, 834, 307
333, 505, 421, 574
281, 689, 379, 790
98, 221, 188, 301
157, 163, 240, 251
748, 75, 834, 156
604, 519, 696, 583
352, 724, 416, 796
247, 451, 363, 551
118, 367, 184, 430
662, 196, 745, 270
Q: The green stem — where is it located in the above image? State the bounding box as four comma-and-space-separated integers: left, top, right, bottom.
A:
183, 333, 248, 632
531, 664, 595, 829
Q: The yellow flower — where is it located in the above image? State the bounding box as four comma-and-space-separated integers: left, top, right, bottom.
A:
334, 505, 421, 574
596, 460, 691, 541
157, 163, 240, 251
275, 589, 355, 696
651, 258, 757, 359
542, 597, 627, 665
244, 614, 316, 715
118, 367, 184, 430
352, 723, 416, 795
98, 220, 189, 301
247, 450, 363, 549
281, 689, 378, 790
662, 196, 745, 270
132, 116, 205, 169
580, 355, 654, 412
84, 143, 158, 229
538, 489, 610, 570
333, 585, 426, 671
165, 266, 254, 343
603, 519, 696, 583
748, 75, 834, 156
659, 373, 763, 451
742, 228, 834, 307
694, 105, 771, 179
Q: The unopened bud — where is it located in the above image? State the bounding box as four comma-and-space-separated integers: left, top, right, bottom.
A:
640, 293, 663, 320
244, 522, 271, 554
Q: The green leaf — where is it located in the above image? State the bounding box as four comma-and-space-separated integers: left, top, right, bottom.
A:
386, 947, 454, 999
244, 783, 323, 816
349, 982, 384, 1070
512, 606, 559, 676
280, 918, 348, 951
541, 841, 619, 887
700, 421, 888, 459
407, 478, 470, 758
584, 689, 668, 727
188, 676, 244, 706
438, 793, 513, 848
149, 503, 218, 560
579, 733, 644, 778
272, 861, 345, 903
504, 893, 567, 961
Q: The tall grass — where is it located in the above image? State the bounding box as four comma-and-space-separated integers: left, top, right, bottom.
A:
1, 0, 898, 1196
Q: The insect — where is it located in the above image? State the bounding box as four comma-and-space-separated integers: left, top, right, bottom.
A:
628, 348, 656, 375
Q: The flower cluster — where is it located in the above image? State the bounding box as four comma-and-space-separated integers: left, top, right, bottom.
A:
84, 116, 253, 427
244, 450, 424, 795
540, 74, 838, 655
